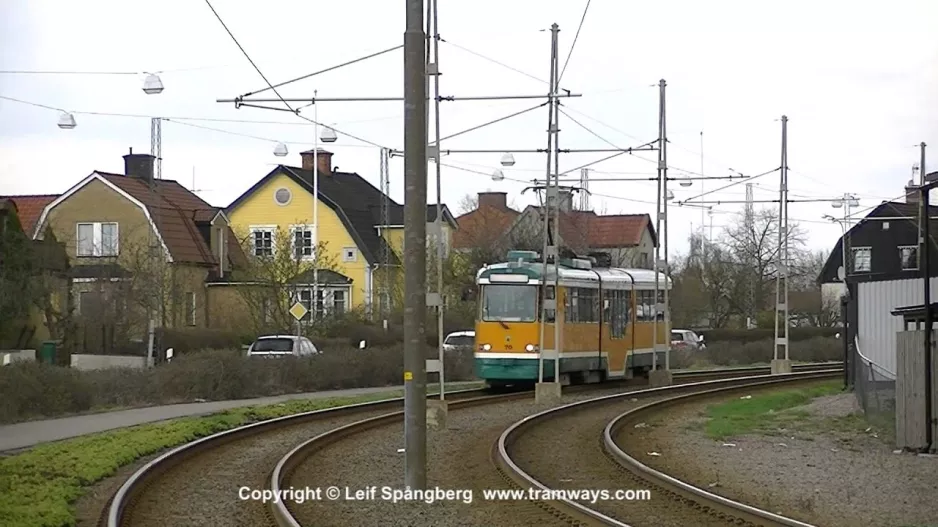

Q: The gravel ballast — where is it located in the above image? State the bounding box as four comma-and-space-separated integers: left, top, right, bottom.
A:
284, 387, 644, 527
622, 386, 938, 527
120, 409, 394, 527
509, 392, 735, 527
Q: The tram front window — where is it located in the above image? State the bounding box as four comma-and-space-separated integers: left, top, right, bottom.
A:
481, 285, 538, 322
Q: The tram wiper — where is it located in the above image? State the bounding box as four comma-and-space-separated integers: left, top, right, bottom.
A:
498, 320, 510, 329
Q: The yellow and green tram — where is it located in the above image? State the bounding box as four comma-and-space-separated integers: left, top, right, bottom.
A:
474, 250, 672, 387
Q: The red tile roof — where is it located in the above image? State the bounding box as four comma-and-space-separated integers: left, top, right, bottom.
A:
452, 204, 521, 250
586, 214, 651, 248
97, 173, 246, 268
0, 195, 59, 236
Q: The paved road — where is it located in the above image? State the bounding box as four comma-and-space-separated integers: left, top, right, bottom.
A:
0, 381, 481, 453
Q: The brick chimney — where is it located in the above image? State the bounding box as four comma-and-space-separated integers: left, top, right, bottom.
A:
478, 192, 507, 209
906, 179, 919, 204
301, 149, 333, 175
123, 147, 155, 182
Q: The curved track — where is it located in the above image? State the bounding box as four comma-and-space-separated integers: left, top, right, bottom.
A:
105, 363, 841, 527
497, 364, 840, 527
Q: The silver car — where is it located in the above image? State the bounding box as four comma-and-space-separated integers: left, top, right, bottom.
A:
671, 329, 705, 351
247, 335, 320, 358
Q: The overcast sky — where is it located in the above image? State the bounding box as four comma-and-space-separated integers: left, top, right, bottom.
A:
2, 0, 936, 259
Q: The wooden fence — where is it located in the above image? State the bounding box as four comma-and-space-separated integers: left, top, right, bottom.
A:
895, 329, 938, 453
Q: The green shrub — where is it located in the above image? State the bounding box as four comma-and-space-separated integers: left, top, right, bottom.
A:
0, 391, 428, 527
697, 327, 841, 344
0, 345, 477, 424
703, 336, 841, 366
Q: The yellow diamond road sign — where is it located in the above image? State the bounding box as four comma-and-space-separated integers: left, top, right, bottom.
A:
289, 301, 308, 321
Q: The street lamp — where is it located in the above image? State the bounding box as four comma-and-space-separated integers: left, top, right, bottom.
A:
273, 142, 289, 157
57, 111, 77, 129
491, 168, 505, 181
500, 153, 515, 167
142, 73, 164, 95
320, 125, 338, 143
678, 175, 692, 187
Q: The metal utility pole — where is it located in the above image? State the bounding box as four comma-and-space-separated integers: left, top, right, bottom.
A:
772, 115, 790, 371
312, 90, 321, 323
403, 0, 428, 490
700, 131, 705, 252
379, 148, 391, 321
550, 24, 562, 387
918, 141, 933, 452
536, 23, 561, 401
660, 80, 671, 372
426, 0, 446, 403
580, 168, 590, 210
745, 182, 754, 328
651, 80, 667, 375
148, 117, 163, 367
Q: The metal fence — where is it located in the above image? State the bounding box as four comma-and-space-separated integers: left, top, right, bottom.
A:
852, 336, 896, 432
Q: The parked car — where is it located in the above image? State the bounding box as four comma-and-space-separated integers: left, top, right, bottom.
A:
671, 329, 705, 351
246, 335, 320, 358
442, 330, 475, 351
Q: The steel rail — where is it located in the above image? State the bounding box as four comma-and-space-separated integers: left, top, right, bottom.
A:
106, 363, 841, 526
495, 366, 843, 526
603, 376, 836, 527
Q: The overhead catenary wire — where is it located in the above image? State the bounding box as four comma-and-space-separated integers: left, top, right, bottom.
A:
242, 45, 403, 97
557, 0, 591, 83
203, 0, 393, 151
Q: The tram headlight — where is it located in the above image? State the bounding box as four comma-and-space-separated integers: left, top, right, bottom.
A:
481, 343, 492, 351
525, 344, 536, 352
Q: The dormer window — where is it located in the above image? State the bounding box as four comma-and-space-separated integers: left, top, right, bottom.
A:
900, 245, 919, 270
851, 247, 871, 272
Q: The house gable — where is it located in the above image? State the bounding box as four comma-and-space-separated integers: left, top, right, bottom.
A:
33, 173, 173, 263
819, 201, 938, 284
227, 170, 371, 264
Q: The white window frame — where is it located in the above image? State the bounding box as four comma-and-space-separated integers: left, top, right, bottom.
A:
76, 222, 119, 257
899, 245, 919, 270
248, 225, 276, 257
342, 247, 358, 263
290, 224, 315, 261
851, 246, 872, 273
185, 291, 197, 326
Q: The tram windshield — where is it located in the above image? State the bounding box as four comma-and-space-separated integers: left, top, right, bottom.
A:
481, 285, 538, 322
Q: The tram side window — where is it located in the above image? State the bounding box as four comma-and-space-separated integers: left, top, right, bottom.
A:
636, 290, 655, 321
565, 287, 599, 323
608, 289, 630, 339
542, 285, 556, 322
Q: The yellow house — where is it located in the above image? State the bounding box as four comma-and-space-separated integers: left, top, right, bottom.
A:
224, 149, 457, 318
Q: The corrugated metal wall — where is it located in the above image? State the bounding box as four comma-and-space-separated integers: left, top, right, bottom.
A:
857, 277, 938, 379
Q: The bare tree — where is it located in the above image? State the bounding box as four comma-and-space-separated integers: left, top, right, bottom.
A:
719, 207, 807, 317
231, 226, 341, 334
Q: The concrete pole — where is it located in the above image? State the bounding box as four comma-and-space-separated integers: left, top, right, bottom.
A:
403, 0, 428, 490
551, 23, 562, 387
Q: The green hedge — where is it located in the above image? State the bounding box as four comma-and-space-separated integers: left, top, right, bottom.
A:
696, 327, 842, 343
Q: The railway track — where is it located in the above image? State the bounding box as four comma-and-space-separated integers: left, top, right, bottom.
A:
498, 364, 841, 527
104, 363, 840, 527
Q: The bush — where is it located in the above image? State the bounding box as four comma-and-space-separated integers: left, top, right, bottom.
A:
0, 345, 477, 424
696, 336, 842, 367
697, 327, 841, 344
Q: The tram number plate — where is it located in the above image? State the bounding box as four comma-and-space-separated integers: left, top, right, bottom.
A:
504, 344, 513, 350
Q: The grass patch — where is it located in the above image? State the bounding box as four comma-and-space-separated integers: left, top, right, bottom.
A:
0, 384, 475, 527
703, 380, 842, 440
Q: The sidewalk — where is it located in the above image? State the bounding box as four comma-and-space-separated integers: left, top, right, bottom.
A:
0, 381, 481, 453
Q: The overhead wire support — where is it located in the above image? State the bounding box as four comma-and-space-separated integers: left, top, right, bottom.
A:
219, 93, 583, 104
241, 44, 404, 97
675, 166, 781, 205
557, 0, 591, 83
428, 0, 447, 407
773, 115, 791, 371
